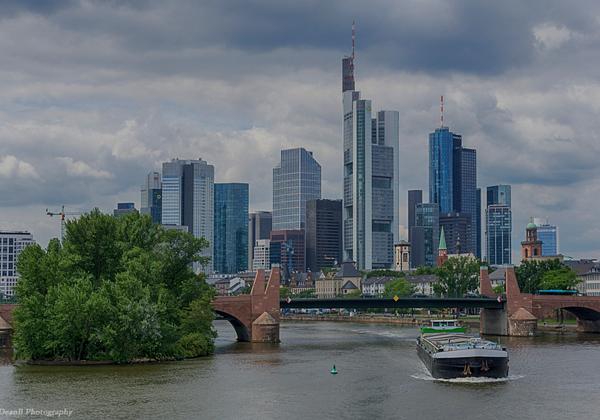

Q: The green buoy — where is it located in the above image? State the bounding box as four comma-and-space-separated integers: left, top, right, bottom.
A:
330, 365, 338, 375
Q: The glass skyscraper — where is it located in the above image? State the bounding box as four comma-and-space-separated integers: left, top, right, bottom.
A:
415, 203, 440, 267
214, 183, 249, 274
272, 148, 321, 231
486, 185, 512, 265
533, 218, 558, 256
161, 158, 214, 273
342, 46, 399, 270
140, 171, 162, 224
429, 126, 477, 256
429, 128, 461, 214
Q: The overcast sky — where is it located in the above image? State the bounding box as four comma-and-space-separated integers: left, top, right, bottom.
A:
1, 0, 599, 260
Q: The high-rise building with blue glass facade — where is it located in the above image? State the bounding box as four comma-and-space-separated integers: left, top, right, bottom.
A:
214, 183, 249, 274
429, 126, 478, 256
533, 218, 559, 256
486, 185, 512, 265
342, 46, 399, 270
272, 148, 321, 231
141, 171, 162, 224
161, 158, 214, 273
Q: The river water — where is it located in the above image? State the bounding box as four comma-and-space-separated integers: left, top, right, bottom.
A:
1, 320, 600, 419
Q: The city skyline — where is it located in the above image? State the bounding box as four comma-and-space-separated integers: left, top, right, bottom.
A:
1, 2, 599, 262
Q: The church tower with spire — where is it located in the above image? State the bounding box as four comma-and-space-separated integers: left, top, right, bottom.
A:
437, 227, 448, 267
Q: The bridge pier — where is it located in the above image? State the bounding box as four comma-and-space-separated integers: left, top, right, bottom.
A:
480, 308, 508, 336
576, 319, 600, 333
212, 269, 281, 343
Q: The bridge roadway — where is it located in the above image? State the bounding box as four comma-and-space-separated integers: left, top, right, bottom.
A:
280, 297, 504, 310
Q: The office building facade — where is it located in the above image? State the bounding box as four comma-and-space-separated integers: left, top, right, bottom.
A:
272, 148, 321, 231
429, 127, 477, 256
141, 171, 162, 224
161, 158, 214, 273
439, 212, 472, 255
113, 202, 137, 218
0, 231, 35, 297
533, 218, 559, 256
269, 229, 305, 281
248, 211, 272, 268
252, 239, 271, 270
214, 183, 249, 274
414, 203, 440, 267
342, 48, 399, 270
486, 185, 512, 265
306, 199, 343, 272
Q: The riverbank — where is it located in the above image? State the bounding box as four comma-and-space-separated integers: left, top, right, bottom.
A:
282, 314, 578, 333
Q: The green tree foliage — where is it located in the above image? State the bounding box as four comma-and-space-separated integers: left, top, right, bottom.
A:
433, 256, 479, 297
384, 278, 414, 298
492, 284, 505, 294
342, 289, 362, 298
366, 269, 406, 279
13, 211, 215, 362
515, 259, 565, 293
540, 267, 578, 290
414, 266, 439, 275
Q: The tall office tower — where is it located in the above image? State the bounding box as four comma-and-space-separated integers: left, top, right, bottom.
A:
0, 231, 35, 297
342, 30, 399, 270
486, 185, 512, 265
476, 188, 481, 259
140, 171, 162, 224
161, 158, 214, 273
407, 190, 423, 242
429, 126, 477, 255
214, 183, 249, 274
113, 202, 137, 218
269, 230, 305, 280
408, 190, 423, 268
306, 199, 343, 272
439, 212, 472, 255
533, 217, 559, 256
414, 203, 440, 267
248, 211, 272, 268
272, 148, 321, 231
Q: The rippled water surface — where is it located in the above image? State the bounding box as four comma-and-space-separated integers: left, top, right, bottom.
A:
2, 321, 600, 419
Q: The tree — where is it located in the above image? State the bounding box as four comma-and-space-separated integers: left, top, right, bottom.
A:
414, 266, 439, 275
366, 269, 405, 279
13, 211, 215, 362
540, 267, 578, 290
433, 256, 479, 297
492, 284, 505, 294
343, 289, 362, 298
384, 278, 414, 298
515, 259, 564, 293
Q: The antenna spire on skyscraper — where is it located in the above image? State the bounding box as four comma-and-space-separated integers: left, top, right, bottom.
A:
352, 20, 356, 60
440, 95, 444, 128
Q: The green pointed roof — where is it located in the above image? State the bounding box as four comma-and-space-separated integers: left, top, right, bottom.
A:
439, 227, 447, 250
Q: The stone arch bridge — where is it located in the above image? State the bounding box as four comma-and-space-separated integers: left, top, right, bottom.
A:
480, 266, 600, 336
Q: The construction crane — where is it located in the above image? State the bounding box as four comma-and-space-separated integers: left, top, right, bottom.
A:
46, 205, 82, 242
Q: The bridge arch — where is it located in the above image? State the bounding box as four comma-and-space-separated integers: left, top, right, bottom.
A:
214, 310, 250, 342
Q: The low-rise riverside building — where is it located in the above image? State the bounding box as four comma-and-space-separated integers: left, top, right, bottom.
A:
362, 276, 395, 297
406, 274, 438, 296
315, 261, 362, 298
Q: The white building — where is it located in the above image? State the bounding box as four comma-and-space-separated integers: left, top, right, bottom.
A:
0, 231, 35, 297
406, 274, 438, 296
161, 158, 214, 273
362, 276, 394, 297
252, 239, 270, 270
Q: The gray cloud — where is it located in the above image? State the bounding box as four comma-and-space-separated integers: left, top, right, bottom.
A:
0, 0, 599, 259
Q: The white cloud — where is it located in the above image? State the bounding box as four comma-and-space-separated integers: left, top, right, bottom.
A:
533, 23, 572, 50
0, 155, 40, 179
56, 157, 113, 179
